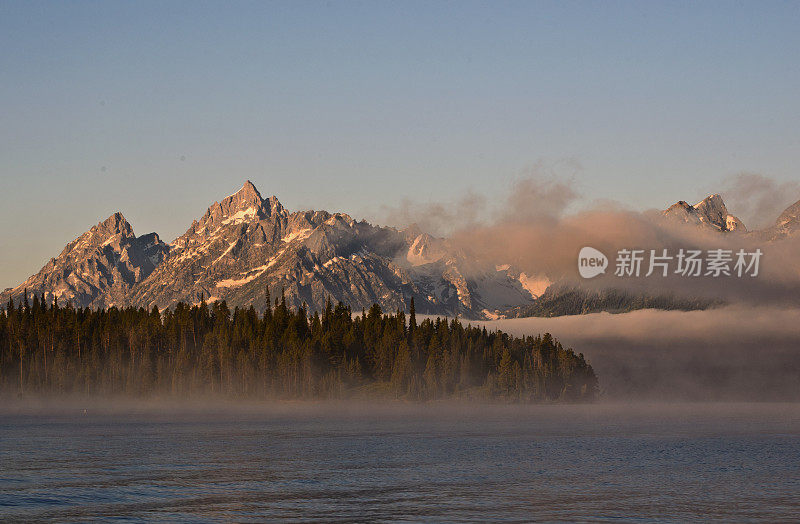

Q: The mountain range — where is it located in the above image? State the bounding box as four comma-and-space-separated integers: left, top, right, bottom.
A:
3, 183, 799, 318
1, 182, 535, 317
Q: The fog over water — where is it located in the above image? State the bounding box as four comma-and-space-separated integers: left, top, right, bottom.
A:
2, 401, 799, 521
392, 174, 800, 401
4, 175, 799, 522
471, 306, 800, 400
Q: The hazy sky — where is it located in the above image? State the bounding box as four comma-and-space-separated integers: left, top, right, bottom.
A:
1, 1, 799, 289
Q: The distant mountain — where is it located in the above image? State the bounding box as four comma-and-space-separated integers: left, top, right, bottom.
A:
2, 181, 534, 318
663, 194, 746, 232
0, 213, 168, 308
759, 198, 800, 240
662, 193, 800, 241
509, 194, 796, 317
4, 184, 799, 318
501, 285, 720, 318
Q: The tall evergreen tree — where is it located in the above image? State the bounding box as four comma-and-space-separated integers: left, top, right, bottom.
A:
409, 297, 416, 334
0, 298, 598, 402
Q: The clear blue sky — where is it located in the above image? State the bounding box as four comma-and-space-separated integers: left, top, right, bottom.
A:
1, 1, 799, 288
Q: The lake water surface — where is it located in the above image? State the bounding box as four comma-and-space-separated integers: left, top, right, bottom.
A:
1, 402, 799, 522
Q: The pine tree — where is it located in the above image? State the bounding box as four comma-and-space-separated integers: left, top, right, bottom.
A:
409, 297, 416, 334
497, 348, 514, 397
0, 297, 597, 402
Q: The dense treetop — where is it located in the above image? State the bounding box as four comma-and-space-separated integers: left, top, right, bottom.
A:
0, 291, 598, 401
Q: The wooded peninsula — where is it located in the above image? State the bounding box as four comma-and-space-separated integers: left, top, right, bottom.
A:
0, 291, 598, 401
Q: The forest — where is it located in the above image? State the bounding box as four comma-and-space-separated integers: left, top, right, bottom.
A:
0, 291, 598, 401
505, 285, 718, 318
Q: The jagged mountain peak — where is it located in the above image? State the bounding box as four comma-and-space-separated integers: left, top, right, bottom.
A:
226, 180, 263, 208
665, 200, 694, 215
698, 193, 724, 204
663, 193, 745, 232
693, 194, 727, 223
62, 212, 137, 254
0, 209, 168, 308
178, 182, 287, 243
211, 180, 266, 216
223, 180, 284, 216
95, 212, 134, 238
264, 194, 284, 214
101, 211, 131, 229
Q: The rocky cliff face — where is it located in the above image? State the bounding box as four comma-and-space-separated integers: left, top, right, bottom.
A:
0, 213, 168, 308
6, 183, 800, 318
663, 194, 746, 232
3, 181, 534, 318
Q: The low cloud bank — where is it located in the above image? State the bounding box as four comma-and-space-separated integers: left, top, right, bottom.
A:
381, 172, 800, 400
449, 179, 800, 306
474, 306, 800, 401
381, 170, 800, 307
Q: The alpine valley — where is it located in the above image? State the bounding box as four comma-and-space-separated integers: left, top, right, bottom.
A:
3, 182, 799, 319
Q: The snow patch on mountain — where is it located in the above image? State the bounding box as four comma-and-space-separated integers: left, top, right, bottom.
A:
518, 272, 551, 299
216, 271, 263, 288
222, 207, 258, 225
282, 228, 313, 243
11, 181, 795, 319
406, 233, 446, 266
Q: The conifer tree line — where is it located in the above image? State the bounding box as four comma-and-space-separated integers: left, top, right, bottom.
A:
0, 290, 598, 401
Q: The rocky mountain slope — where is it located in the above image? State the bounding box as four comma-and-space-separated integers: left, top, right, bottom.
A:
2, 182, 534, 318
3, 184, 799, 318
1, 213, 168, 308
663, 194, 746, 232
760, 199, 800, 240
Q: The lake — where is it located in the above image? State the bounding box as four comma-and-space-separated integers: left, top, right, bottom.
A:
1, 401, 799, 522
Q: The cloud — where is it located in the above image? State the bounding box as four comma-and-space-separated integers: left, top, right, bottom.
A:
475, 306, 800, 401
396, 172, 800, 400
375, 160, 582, 236
720, 172, 800, 229
377, 190, 487, 238
436, 174, 800, 307
376, 170, 800, 309
496, 173, 580, 225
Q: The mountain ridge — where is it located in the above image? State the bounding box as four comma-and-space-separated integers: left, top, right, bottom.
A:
2, 182, 534, 318
663, 194, 746, 232
1, 212, 169, 308
3, 183, 798, 318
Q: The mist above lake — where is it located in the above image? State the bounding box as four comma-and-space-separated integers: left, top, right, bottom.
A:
2, 401, 798, 522
472, 306, 800, 401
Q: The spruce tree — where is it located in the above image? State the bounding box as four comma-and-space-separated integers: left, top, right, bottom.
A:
409, 297, 416, 334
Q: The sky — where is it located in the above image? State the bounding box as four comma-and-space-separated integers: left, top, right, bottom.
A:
1, 0, 799, 289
